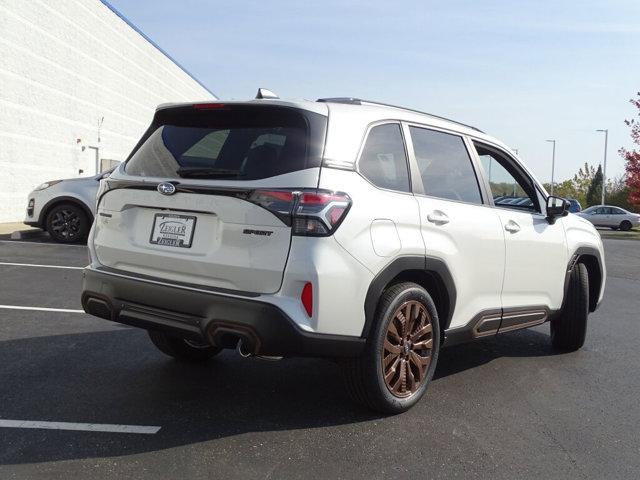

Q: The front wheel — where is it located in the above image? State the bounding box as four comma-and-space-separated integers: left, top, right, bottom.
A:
620, 220, 632, 231
551, 263, 589, 351
342, 282, 440, 414
148, 330, 222, 362
45, 203, 90, 243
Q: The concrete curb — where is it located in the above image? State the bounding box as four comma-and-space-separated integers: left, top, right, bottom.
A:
600, 234, 640, 241
10, 229, 46, 240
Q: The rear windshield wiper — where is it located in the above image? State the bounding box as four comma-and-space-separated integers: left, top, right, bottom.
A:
176, 167, 244, 179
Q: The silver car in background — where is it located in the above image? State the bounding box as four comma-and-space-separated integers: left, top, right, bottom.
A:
578, 205, 640, 231
24, 170, 113, 243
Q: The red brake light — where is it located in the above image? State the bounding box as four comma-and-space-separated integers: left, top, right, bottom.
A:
254, 190, 295, 202
299, 193, 347, 205
193, 103, 227, 110
327, 205, 348, 225
301, 282, 313, 317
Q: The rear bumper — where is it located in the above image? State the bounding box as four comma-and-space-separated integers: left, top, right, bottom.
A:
81, 266, 365, 358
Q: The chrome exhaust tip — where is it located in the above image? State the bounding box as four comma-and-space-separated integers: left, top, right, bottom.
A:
236, 339, 254, 358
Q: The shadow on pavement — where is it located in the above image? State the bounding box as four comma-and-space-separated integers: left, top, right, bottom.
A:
0, 326, 557, 465
435, 327, 559, 380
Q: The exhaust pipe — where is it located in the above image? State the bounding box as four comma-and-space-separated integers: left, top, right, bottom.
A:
207, 323, 261, 357
236, 339, 254, 358
236, 338, 282, 361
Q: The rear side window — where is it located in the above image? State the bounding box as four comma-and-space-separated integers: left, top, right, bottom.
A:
358, 124, 410, 192
125, 105, 326, 180
410, 127, 482, 205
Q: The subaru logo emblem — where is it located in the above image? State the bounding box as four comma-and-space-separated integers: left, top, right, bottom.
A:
157, 182, 176, 196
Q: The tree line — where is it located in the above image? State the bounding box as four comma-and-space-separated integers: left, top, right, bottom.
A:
545, 93, 640, 212
544, 163, 631, 210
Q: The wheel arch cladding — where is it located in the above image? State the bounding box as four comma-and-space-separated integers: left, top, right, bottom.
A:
41, 196, 93, 226
362, 256, 456, 338
565, 246, 603, 313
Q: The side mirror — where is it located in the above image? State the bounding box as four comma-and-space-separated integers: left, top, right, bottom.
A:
546, 196, 570, 224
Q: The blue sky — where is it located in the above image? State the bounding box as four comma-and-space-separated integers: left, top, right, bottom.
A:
109, 0, 640, 183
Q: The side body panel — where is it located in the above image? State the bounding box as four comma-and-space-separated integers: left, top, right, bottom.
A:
466, 138, 570, 312
494, 209, 568, 310
321, 168, 425, 280
413, 196, 505, 329
279, 235, 374, 336
319, 167, 424, 335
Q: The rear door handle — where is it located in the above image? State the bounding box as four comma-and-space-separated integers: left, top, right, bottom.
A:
504, 220, 520, 233
427, 211, 450, 225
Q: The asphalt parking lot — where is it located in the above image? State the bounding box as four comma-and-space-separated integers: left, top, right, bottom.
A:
0, 236, 639, 479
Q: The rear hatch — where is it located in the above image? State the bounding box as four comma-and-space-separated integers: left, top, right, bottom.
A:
93, 103, 327, 294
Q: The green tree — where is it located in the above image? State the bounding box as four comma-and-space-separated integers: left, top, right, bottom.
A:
571, 162, 597, 207
585, 164, 603, 207
606, 175, 633, 211
549, 179, 579, 200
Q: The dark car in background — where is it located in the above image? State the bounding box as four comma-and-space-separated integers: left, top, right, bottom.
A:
567, 198, 582, 213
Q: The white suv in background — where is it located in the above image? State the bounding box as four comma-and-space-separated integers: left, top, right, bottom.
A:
82, 95, 606, 413
24, 170, 113, 243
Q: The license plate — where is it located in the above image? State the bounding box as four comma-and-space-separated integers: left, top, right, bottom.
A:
149, 214, 196, 248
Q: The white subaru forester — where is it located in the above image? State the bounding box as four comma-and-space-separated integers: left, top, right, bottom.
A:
82, 94, 606, 413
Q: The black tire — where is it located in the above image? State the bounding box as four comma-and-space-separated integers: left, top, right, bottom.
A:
620, 220, 632, 231
551, 263, 589, 351
148, 330, 222, 362
342, 282, 440, 414
45, 203, 90, 243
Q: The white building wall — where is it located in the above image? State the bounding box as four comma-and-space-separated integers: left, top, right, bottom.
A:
0, 0, 216, 222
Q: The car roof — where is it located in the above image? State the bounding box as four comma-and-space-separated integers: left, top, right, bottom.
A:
156, 98, 505, 144
316, 99, 519, 172
155, 97, 531, 181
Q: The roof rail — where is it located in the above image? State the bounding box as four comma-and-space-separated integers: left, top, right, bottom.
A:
317, 97, 483, 133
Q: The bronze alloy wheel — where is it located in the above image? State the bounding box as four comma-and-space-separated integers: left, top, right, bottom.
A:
381, 300, 434, 398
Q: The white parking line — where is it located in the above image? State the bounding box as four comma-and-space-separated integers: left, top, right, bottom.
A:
0, 305, 85, 313
0, 240, 87, 248
0, 262, 83, 270
0, 419, 161, 434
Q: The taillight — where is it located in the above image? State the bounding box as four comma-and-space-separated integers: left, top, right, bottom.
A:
248, 189, 351, 236
248, 190, 296, 225
292, 191, 351, 236
301, 282, 313, 317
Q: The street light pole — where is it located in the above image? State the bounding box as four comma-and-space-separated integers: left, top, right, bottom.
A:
596, 129, 608, 205
546, 139, 556, 195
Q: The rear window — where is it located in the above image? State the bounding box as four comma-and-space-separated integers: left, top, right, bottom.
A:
125, 105, 326, 180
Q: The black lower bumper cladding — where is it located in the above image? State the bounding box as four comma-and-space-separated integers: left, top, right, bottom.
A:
81, 267, 364, 358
